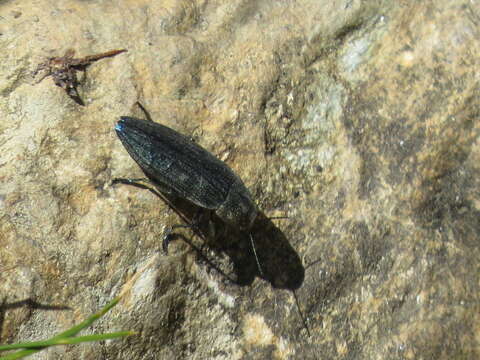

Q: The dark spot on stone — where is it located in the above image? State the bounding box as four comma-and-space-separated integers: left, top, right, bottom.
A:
414, 165, 480, 249
382, 121, 426, 186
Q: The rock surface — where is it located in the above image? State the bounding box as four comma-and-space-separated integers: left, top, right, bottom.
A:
1, 0, 479, 359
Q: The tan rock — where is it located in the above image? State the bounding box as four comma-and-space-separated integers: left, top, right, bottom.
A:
1, 0, 479, 359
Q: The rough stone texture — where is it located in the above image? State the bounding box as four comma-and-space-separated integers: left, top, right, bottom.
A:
1, 0, 479, 359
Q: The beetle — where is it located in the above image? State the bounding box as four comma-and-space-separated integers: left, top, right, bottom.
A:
114, 111, 262, 274
114, 109, 314, 334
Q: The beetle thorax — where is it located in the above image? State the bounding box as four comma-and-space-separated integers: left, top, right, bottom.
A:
215, 181, 257, 230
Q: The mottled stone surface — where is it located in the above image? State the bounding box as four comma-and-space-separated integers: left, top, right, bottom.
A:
1, 0, 479, 359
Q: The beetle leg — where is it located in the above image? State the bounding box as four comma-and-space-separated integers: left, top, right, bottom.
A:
162, 208, 208, 254
112, 177, 175, 195
135, 101, 153, 122
111, 177, 151, 188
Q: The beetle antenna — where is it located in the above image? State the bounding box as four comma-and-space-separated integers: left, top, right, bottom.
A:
267, 215, 288, 221
293, 289, 311, 337
249, 233, 264, 277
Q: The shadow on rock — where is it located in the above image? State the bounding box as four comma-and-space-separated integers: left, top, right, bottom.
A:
112, 179, 305, 290
0, 298, 70, 342
219, 212, 305, 290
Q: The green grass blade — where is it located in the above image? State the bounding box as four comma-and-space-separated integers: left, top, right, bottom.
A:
0, 331, 135, 351
0, 348, 37, 360
0, 332, 135, 360
0, 296, 132, 360
53, 297, 121, 339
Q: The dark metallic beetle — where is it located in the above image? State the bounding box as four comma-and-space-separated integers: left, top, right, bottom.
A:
115, 116, 257, 230
114, 115, 315, 332
114, 116, 261, 271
